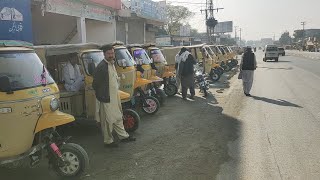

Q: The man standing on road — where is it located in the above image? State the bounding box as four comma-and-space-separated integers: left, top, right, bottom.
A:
178, 47, 196, 100
175, 52, 182, 94
240, 46, 257, 96
93, 44, 136, 148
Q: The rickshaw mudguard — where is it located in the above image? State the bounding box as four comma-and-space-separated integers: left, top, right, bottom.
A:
150, 76, 163, 82
119, 90, 130, 100
162, 71, 175, 78
134, 78, 152, 89
34, 111, 75, 133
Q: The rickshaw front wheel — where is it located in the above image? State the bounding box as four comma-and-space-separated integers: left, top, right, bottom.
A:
54, 143, 89, 178
164, 83, 178, 97
141, 96, 160, 115
123, 109, 140, 132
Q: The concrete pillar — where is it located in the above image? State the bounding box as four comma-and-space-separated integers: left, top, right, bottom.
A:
77, 17, 86, 43
125, 22, 129, 45
143, 22, 146, 44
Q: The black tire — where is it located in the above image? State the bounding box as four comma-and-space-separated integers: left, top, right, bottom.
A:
231, 59, 238, 66
141, 96, 160, 115
217, 67, 224, 75
54, 143, 89, 178
123, 109, 140, 132
263, 58, 266, 62
210, 71, 221, 82
275, 58, 279, 62
164, 83, 178, 97
203, 89, 208, 97
223, 64, 231, 72
155, 88, 167, 105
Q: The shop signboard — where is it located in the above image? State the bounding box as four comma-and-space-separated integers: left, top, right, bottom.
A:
130, 0, 166, 22
0, 0, 33, 43
45, 0, 113, 22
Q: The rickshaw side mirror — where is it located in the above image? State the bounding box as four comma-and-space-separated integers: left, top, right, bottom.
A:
88, 62, 96, 75
0, 76, 13, 94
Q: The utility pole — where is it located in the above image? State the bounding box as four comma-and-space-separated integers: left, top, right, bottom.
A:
239, 28, 242, 47
301, 21, 306, 50
234, 26, 238, 46
200, 0, 223, 44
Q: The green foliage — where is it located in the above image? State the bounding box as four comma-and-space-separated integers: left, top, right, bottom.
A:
165, 5, 194, 35
279, 31, 292, 45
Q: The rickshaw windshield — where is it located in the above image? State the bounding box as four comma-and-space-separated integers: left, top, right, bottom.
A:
223, 47, 230, 53
0, 52, 54, 91
218, 47, 226, 55
133, 49, 152, 65
212, 46, 222, 55
115, 48, 135, 67
81, 51, 105, 74
150, 49, 167, 64
205, 47, 216, 57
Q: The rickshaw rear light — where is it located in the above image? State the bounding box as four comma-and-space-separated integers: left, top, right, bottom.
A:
50, 98, 60, 111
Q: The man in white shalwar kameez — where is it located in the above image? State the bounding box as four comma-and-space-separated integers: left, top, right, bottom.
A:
62, 56, 84, 92
240, 47, 257, 96
93, 45, 136, 148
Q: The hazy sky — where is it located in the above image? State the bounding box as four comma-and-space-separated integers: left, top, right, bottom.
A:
161, 0, 320, 41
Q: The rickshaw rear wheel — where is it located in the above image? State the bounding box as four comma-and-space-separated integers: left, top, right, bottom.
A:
123, 109, 140, 132
141, 96, 160, 115
210, 71, 221, 82
54, 143, 89, 178
164, 83, 178, 97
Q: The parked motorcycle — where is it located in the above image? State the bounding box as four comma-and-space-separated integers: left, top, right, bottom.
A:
194, 65, 210, 97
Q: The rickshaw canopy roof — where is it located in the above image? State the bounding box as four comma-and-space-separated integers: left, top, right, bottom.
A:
33, 43, 100, 56
0, 46, 34, 52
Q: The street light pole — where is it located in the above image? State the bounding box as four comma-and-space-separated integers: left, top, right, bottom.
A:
234, 26, 238, 46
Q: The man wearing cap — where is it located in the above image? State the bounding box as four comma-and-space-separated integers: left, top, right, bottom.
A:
240, 46, 257, 96
93, 44, 136, 148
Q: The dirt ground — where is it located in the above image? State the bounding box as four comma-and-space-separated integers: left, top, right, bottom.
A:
0, 65, 244, 180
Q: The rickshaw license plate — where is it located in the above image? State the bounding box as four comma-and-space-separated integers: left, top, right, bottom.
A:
0, 108, 12, 114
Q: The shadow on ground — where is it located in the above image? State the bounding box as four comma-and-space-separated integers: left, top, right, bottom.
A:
250, 95, 302, 108
0, 93, 242, 180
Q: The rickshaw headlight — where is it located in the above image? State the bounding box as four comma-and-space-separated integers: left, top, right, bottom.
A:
50, 98, 60, 111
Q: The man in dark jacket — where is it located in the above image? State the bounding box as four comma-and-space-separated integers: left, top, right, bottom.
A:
240, 46, 257, 96
93, 44, 135, 148
178, 47, 197, 100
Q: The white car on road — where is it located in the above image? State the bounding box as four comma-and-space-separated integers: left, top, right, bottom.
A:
263, 45, 279, 62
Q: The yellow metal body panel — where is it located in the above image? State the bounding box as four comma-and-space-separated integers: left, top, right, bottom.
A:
34, 111, 75, 133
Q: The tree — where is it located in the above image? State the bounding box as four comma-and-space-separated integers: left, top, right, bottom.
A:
190, 28, 200, 37
279, 31, 292, 45
165, 5, 194, 35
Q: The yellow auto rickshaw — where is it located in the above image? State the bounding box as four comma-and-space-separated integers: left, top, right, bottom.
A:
0, 41, 89, 177
211, 45, 232, 72
126, 44, 166, 105
187, 44, 213, 74
143, 44, 178, 96
203, 45, 223, 81
110, 42, 160, 115
160, 46, 182, 72
33, 43, 140, 132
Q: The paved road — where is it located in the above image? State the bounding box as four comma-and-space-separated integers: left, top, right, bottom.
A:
217, 51, 320, 180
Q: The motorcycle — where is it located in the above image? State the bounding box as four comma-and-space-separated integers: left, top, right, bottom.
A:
194, 65, 210, 97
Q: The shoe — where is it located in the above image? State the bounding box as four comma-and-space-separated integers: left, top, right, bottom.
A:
121, 136, 136, 143
189, 96, 195, 100
245, 93, 251, 97
181, 97, 187, 100
104, 142, 118, 148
